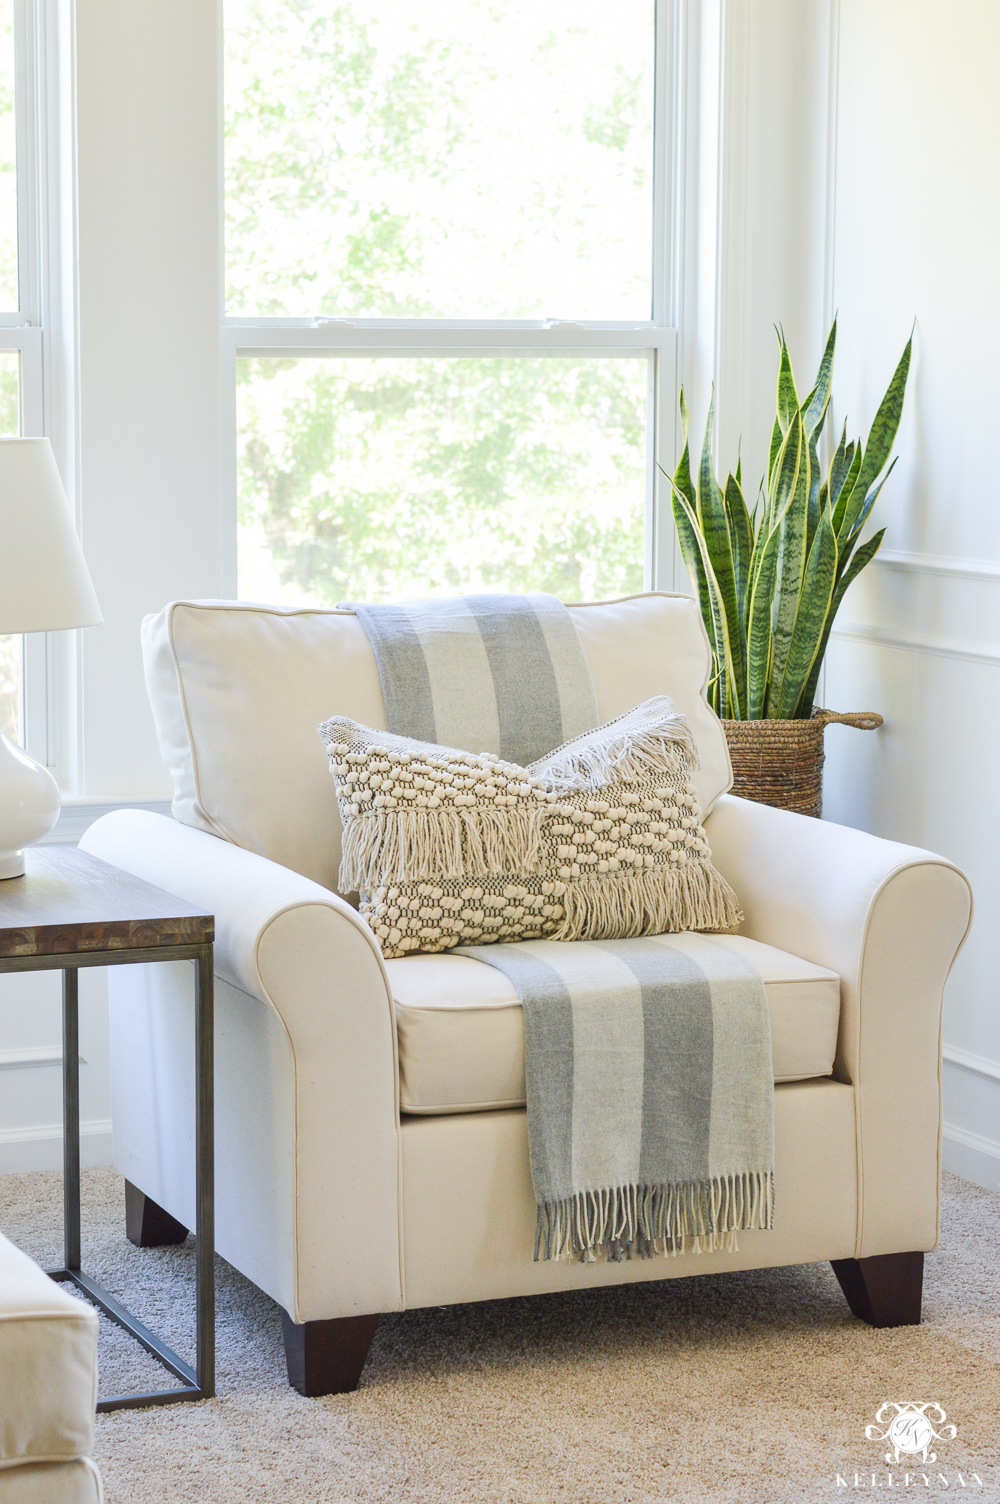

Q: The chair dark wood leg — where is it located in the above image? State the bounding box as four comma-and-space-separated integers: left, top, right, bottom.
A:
831, 1251, 924, 1328
124, 1179, 189, 1247
281, 1308, 380, 1397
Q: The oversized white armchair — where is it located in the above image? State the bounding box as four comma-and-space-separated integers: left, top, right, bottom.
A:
80, 594, 972, 1396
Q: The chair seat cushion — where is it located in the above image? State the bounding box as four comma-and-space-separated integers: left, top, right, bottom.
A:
389, 936, 841, 1115
0, 1234, 97, 1470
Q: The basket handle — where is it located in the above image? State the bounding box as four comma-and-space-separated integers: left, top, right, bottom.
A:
812, 708, 884, 731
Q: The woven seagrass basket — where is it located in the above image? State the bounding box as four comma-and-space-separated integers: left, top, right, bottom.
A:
722, 709, 883, 818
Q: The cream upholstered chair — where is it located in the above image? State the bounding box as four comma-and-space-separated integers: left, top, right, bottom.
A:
80, 594, 972, 1397
0, 1233, 102, 1501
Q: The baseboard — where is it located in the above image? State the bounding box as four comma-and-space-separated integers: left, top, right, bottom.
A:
0, 1119, 113, 1174
942, 1121, 1000, 1194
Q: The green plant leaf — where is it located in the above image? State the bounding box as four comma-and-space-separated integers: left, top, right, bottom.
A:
697, 395, 747, 712
796, 527, 886, 714
775, 331, 799, 436
668, 479, 743, 718
828, 428, 853, 510
725, 470, 753, 636
806, 432, 822, 554
767, 411, 809, 708
667, 467, 713, 651
766, 401, 803, 534
832, 441, 863, 538
838, 337, 912, 537
674, 388, 697, 509
833, 526, 886, 605
772, 503, 838, 718
801, 318, 837, 438
767, 414, 783, 485
665, 390, 712, 640
745, 522, 781, 718
843, 460, 898, 549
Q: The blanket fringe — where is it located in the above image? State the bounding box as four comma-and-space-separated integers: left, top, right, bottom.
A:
552, 862, 742, 941
530, 699, 699, 793
339, 806, 546, 890
535, 1172, 775, 1262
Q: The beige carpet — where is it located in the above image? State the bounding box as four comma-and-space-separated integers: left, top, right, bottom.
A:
2, 1168, 999, 1502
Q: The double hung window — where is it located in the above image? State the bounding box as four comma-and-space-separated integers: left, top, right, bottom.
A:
225, 1, 675, 605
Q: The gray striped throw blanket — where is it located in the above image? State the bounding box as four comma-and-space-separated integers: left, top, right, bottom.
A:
347, 592, 773, 1262
346, 592, 599, 766
461, 933, 774, 1262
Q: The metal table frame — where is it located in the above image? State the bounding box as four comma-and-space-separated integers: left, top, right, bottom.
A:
2, 941, 214, 1411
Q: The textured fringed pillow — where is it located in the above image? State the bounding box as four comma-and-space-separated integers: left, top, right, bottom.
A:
318, 696, 741, 958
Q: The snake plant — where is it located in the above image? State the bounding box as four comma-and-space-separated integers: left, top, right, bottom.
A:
666, 320, 911, 720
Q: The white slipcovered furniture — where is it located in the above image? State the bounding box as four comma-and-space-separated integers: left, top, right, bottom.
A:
0, 1233, 102, 1502
80, 593, 972, 1396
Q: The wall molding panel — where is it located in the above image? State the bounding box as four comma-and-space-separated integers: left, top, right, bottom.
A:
942, 1044, 1000, 1086
831, 621, 1000, 669
942, 1122, 1000, 1192
873, 549, 1000, 584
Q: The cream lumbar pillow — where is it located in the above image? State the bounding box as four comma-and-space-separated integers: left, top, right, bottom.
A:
318, 696, 741, 958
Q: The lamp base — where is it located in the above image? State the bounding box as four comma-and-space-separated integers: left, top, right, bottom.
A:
0, 849, 26, 879
0, 732, 60, 878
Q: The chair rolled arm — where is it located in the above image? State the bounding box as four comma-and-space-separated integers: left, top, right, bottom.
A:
80, 811, 402, 1318
79, 809, 389, 1002
706, 794, 972, 1256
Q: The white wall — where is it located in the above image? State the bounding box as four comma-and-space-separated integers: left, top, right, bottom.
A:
714, 0, 832, 483
0, 0, 223, 1171
820, 0, 1000, 1189
676, 0, 831, 496
76, 0, 224, 795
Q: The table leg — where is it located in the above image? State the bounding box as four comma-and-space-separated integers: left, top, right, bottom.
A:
195, 948, 215, 1398
43, 942, 215, 1410
62, 968, 81, 1272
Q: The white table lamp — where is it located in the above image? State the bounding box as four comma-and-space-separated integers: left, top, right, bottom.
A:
0, 438, 103, 877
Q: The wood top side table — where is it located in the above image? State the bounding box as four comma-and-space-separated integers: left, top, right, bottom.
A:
0, 845, 215, 1411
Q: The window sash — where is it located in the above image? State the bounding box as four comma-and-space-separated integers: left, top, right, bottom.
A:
222, 323, 679, 604
222, 0, 683, 604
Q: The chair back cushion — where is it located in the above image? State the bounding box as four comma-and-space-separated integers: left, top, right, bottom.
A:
143, 593, 733, 891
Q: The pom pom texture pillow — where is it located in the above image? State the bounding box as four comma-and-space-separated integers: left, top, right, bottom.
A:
318, 697, 741, 958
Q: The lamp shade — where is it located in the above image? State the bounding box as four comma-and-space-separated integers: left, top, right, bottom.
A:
0, 438, 103, 634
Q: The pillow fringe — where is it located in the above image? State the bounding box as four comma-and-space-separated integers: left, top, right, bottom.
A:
531, 702, 698, 793
340, 806, 547, 889
553, 862, 741, 941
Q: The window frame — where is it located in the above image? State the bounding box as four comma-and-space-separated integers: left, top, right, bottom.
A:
3, 0, 77, 779
221, 0, 684, 605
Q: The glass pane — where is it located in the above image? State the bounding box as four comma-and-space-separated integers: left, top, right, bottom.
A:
238, 356, 647, 604
0, 348, 20, 740
225, 1, 654, 320
0, 346, 18, 433
0, 1, 16, 310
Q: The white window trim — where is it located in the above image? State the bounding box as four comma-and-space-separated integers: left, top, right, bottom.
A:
7, 0, 80, 788
221, 0, 687, 605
